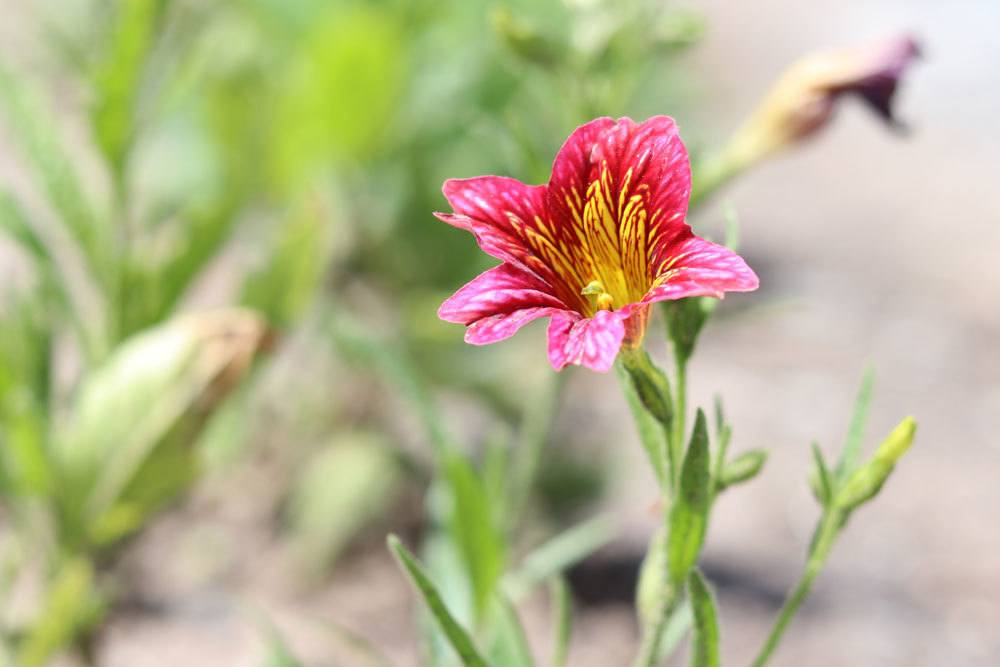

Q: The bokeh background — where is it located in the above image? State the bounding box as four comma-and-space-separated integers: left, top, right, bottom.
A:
0, 0, 997, 666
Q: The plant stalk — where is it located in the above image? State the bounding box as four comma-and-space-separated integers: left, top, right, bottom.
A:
750, 509, 843, 667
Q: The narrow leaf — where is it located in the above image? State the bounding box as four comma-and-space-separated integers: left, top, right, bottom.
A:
503, 514, 616, 601
668, 410, 711, 585
616, 362, 668, 486
835, 366, 875, 481
387, 535, 491, 667
809, 441, 833, 507
443, 452, 506, 621
717, 449, 767, 491
549, 578, 572, 667
0, 64, 106, 283
688, 570, 720, 667
487, 596, 536, 667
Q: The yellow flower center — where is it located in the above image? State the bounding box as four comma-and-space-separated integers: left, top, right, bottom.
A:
581, 280, 615, 312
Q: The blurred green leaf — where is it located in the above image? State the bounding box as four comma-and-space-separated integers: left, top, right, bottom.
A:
271, 6, 405, 191
16, 557, 103, 667
834, 366, 875, 482
287, 433, 401, 570
90, 0, 166, 179
668, 409, 711, 585
809, 441, 833, 507
0, 64, 108, 289
616, 362, 667, 487
51, 309, 268, 549
444, 452, 506, 621
241, 192, 335, 328
486, 596, 536, 667
687, 569, 720, 667
549, 577, 571, 667
502, 514, 616, 601
388, 535, 491, 667
260, 627, 308, 667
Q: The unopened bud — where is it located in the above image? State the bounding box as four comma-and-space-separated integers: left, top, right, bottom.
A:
723, 35, 921, 170
834, 417, 916, 511
620, 348, 673, 428
717, 449, 767, 490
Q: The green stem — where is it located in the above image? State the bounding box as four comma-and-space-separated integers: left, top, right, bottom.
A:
750, 510, 843, 667
671, 351, 687, 489
632, 584, 682, 667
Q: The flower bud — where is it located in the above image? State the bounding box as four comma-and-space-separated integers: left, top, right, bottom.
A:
717, 449, 767, 491
620, 348, 673, 428
834, 417, 916, 511
705, 35, 920, 191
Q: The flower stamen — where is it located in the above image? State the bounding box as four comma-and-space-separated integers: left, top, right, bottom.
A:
582, 280, 615, 311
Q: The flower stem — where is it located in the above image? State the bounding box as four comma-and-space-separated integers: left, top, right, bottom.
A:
633, 595, 682, 667
671, 351, 687, 488
750, 509, 843, 667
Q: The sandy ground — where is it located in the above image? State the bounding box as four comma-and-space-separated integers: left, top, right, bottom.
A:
4, 0, 999, 666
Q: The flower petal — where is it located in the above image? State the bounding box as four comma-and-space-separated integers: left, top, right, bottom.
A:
548, 116, 692, 304
642, 235, 759, 303
546, 309, 626, 373
465, 306, 566, 345
436, 176, 583, 307
439, 263, 566, 325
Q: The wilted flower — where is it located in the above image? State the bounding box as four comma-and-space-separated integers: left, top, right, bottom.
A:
726, 35, 920, 167
436, 116, 758, 372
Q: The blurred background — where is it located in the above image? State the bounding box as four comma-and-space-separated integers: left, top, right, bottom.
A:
0, 0, 996, 666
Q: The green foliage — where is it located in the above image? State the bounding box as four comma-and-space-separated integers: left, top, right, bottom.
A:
687, 570, 720, 667
16, 558, 103, 667
549, 577, 572, 667
716, 449, 768, 491
667, 410, 711, 585
388, 535, 492, 667
287, 433, 401, 570
834, 366, 875, 483
443, 452, 507, 622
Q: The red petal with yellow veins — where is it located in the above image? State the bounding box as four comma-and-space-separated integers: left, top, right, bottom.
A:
643, 235, 759, 303
546, 309, 626, 373
438, 263, 567, 326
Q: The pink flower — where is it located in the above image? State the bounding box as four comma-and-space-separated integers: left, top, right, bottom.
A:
436, 116, 758, 372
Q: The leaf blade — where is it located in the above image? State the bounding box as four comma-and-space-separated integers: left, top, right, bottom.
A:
387, 535, 491, 667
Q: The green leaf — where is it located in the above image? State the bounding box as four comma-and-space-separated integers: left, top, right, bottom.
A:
16, 557, 103, 667
287, 434, 401, 571
387, 535, 491, 667
716, 449, 767, 491
502, 515, 616, 601
443, 452, 506, 621
241, 192, 335, 328
549, 578, 572, 667
834, 366, 875, 482
616, 362, 668, 486
687, 570, 720, 667
271, 6, 405, 191
486, 596, 536, 667
261, 629, 308, 667
668, 409, 711, 585
0, 64, 107, 287
809, 441, 833, 507
90, 0, 165, 178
